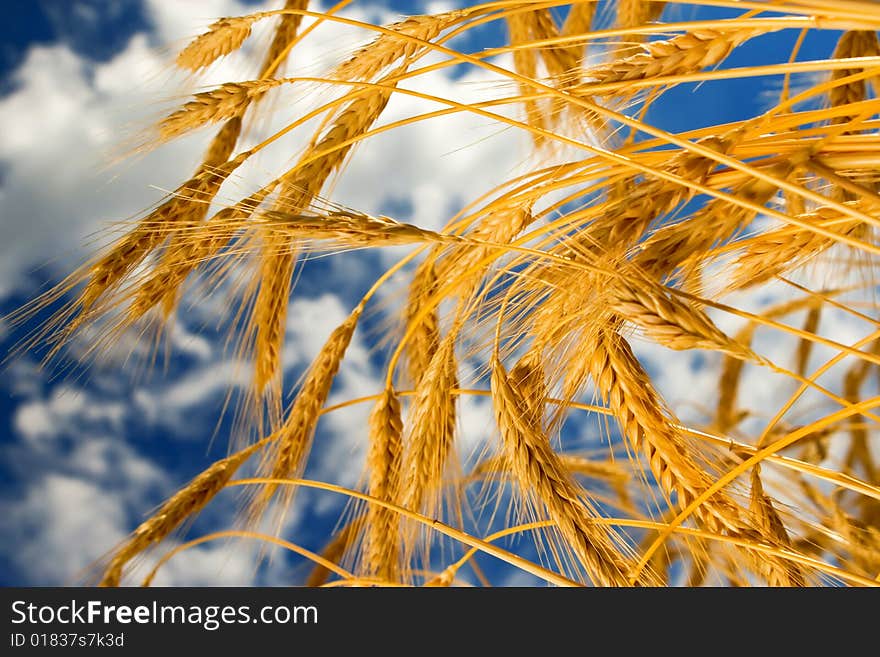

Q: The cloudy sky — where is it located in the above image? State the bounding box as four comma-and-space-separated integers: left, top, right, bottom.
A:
0, 1, 871, 587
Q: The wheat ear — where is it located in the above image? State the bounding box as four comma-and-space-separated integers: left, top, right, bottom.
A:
176, 16, 259, 71
589, 329, 744, 534
403, 257, 442, 387
491, 355, 638, 586
333, 10, 467, 82
363, 388, 404, 582
251, 307, 361, 517
100, 441, 263, 586
305, 516, 364, 587
400, 335, 458, 527
586, 28, 760, 91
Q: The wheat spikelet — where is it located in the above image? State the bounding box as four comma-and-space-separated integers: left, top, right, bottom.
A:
795, 306, 822, 378
589, 329, 743, 534
363, 388, 404, 581
832, 503, 880, 573
177, 16, 259, 71
100, 441, 263, 586
282, 73, 398, 191
258, 209, 456, 247
131, 186, 274, 322
433, 205, 534, 296
203, 115, 244, 168
252, 307, 361, 516
260, 0, 309, 77
583, 134, 736, 255
76, 153, 246, 323
506, 12, 548, 145
614, 1, 667, 57
128, 224, 235, 322
561, 2, 596, 64
715, 324, 755, 432
617, 0, 666, 33
843, 350, 878, 483
252, 236, 297, 408
529, 8, 581, 79
332, 10, 467, 82
491, 355, 638, 586
510, 348, 547, 429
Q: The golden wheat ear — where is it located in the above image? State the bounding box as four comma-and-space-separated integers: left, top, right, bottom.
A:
491, 354, 643, 587
99, 441, 265, 586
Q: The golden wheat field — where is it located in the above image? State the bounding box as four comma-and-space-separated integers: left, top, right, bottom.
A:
7, 0, 880, 587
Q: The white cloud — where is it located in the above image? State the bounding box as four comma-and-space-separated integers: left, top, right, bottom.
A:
6, 475, 128, 585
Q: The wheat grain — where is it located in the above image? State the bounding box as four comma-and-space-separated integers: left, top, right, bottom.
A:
748, 467, 806, 586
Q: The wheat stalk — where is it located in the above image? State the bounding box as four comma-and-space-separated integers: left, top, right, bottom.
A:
748, 467, 806, 586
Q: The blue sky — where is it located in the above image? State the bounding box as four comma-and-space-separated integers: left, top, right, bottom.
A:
0, 1, 864, 587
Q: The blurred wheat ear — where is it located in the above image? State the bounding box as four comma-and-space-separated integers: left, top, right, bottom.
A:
13, 0, 880, 587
